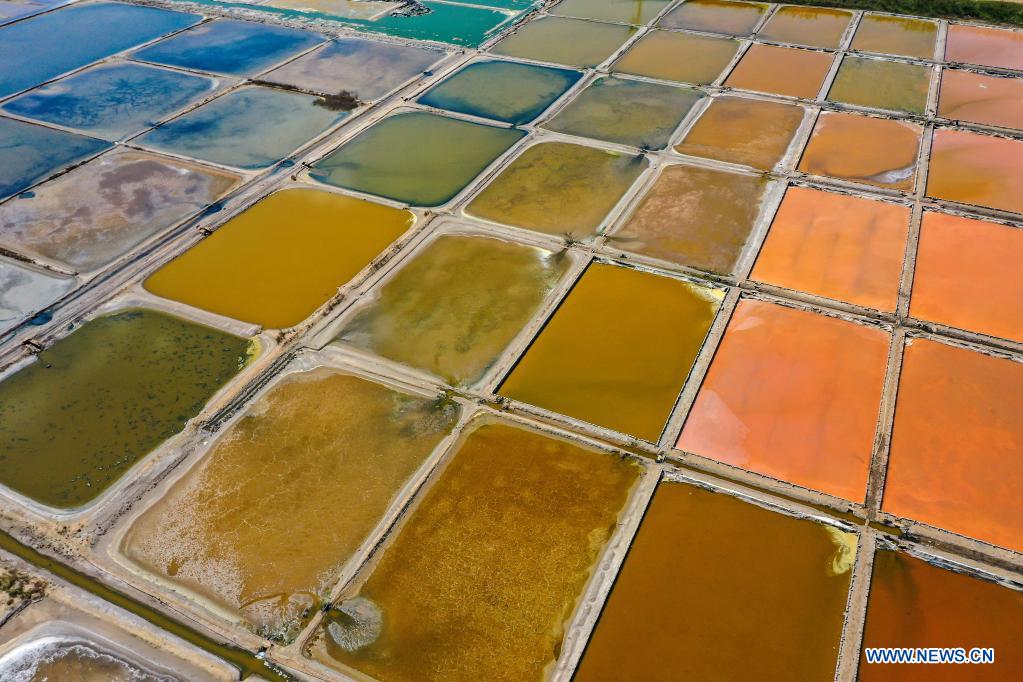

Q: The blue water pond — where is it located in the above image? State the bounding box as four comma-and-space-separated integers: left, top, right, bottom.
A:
0, 0, 73, 27
0, 116, 110, 200
2, 62, 220, 141
418, 59, 582, 124
132, 19, 324, 76
0, 2, 201, 98
136, 86, 346, 170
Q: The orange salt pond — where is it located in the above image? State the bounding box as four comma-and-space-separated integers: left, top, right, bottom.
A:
675, 95, 805, 171
144, 188, 413, 329
757, 5, 853, 49
911, 212, 1023, 342
860, 550, 1023, 681
926, 128, 1023, 214
308, 421, 640, 682
799, 111, 921, 190
678, 299, 889, 501
946, 24, 1023, 71
611, 164, 770, 274
659, 0, 768, 37
724, 44, 833, 99
612, 30, 738, 85
882, 339, 1023, 552
574, 483, 856, 682
500, 263, 721, 441
751, 186, 909, 311
852, 14, 937, 60
938, 69, 1023, 130
828, 56, 931, 114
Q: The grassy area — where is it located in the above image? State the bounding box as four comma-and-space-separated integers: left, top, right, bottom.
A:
780, 0, 1023, 26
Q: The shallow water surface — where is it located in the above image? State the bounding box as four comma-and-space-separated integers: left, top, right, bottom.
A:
2, 62, 219, 141
0, 258, 74, 335
611, 164, 768, 273
0, 116, 109, 200
674, 95, 805, 170
613, 29, 738, 85
0, 0, 71, 26
574, 483, 855, 681
0, 149, 240, 273
938, 69, 1023, 130
0, 638, 176, 682
860, 551, 1023, 681
337, 234, 569, 386
757, 5, 852, 49
145, 188, 413, 329
882, 339, 1023, 552
543, 77, 701, 149
0, 2, 200, 99
725, 43, 833, 99
466, 141, 648, 238
945, 24, 1023, 71
309, 421, 640, 681
418, 59, 580, 124
910, 212, 1023, 342
263, 0, 393, 19
678, 299, 889, 501
500, 263, 721, 440
926, 128, 1023, 214
123, 369, 458, 640
551, 0, 672, 25
309, 111, 524, 206
752, 186, 909, 311
133, 18, 324, 76
828, 56, 931, 114
138, 85, 346, 170
490, 16, 636, 67
852, 14, 937, 59
798, 111, 921, 190
658, 0, 767, 36
261, 36, 443, 100
0, 308, 253, 508
366, 1, 522, 47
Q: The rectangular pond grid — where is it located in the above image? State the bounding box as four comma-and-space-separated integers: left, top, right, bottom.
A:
1, 1, 1023, 681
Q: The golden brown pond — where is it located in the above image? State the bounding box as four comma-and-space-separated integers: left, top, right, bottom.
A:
861, 550, 1023, 680
613, 29, 738, 85
675, 95, 805, 171
500, 263, 721, 441
123, 369, 458, 641
144, 188, 413, 329
574, 482, 856, 681
725, 44, 833, 99
309, 421, 640, 681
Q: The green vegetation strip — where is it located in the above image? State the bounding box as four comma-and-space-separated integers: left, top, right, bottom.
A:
781, 0, 1023, 26
0, 529, 291, 681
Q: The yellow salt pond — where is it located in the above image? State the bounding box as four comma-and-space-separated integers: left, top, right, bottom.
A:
144, 188, 413, 329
